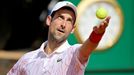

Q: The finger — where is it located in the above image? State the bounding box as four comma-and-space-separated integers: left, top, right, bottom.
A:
101, 16, 110, 28
105, 16, 111, 24
93, 26, 100, 33
100, 22, 104, 26
93, 26, 97, 31
99, 22, 105, 29
104, 21, 107, 25
100, 23, 105, 29
103, 20, 108, 28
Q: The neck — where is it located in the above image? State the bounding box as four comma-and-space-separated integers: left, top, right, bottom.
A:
44, 38, 65, 55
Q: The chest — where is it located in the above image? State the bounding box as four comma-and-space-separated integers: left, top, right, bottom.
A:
26, 52, 74, 75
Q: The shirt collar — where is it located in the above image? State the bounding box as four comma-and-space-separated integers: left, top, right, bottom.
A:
55, 40, 70, 53
39, 40, 70, 54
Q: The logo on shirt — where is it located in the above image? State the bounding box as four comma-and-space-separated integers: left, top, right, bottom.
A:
57, 58, 62, 62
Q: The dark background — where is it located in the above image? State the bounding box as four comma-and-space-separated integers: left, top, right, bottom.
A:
0, 0, 62, 50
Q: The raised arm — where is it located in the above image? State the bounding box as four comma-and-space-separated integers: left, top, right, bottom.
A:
78, 16, 111, 64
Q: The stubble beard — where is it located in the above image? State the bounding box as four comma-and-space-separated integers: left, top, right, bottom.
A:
50, 31, 67, 43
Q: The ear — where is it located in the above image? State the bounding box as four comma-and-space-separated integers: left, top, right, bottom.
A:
71, 26, 75, 34
46, 15, 52, 26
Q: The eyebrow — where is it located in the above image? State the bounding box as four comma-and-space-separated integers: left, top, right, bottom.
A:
67, 17, 73, 23
60, 14, 73, 22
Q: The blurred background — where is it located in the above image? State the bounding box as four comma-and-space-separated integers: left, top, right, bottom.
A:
0, 0, 134, 75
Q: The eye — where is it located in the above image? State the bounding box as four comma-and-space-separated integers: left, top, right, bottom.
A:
67, 18, 73, 25
58, 15, 64, 20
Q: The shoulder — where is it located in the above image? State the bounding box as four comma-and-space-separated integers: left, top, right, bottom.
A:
17, 49, 40, 63
22, 49, 39, 59
70, 44, 82, 50
21, 42, 47, 60
66, 44, 82, 53
71, 44, 82, 47
7, 49, 40, 74
14, 49, 40, 67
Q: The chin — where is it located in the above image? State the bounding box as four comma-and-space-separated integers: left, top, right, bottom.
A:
55, 36, 66, 42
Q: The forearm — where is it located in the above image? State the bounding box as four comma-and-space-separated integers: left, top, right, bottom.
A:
78, 31, 104, 64
78, 40, 98, 62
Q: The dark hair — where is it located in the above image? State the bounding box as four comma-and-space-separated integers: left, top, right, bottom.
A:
50, 11, 56, 18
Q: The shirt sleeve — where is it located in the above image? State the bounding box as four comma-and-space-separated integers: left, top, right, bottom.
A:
67, 44, 90, 75
74, 45, 89, 69
7, 56, 27, 75
73, 44, 90, 67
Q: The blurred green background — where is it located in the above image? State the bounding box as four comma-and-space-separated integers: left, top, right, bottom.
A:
67, 0, 134, 75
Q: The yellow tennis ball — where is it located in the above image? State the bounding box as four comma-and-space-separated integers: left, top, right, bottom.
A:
96, 7, 108, 19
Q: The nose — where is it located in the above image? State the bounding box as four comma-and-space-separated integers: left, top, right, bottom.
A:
61, 20, 66, 29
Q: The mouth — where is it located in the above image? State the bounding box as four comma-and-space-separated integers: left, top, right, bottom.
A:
57, 29, 65, 33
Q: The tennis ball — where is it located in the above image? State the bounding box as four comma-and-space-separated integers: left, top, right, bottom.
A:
96, 7, 108, 19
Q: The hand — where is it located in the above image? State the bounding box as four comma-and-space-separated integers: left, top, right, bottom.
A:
93, 16, 111, 34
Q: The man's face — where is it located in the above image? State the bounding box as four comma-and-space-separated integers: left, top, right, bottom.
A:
47, 8, 75, 42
